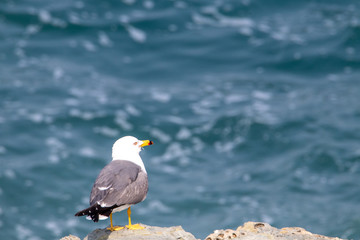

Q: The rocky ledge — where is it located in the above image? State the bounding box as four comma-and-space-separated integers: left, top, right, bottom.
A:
61, 224, 198, 240
205, 222, 344, 240
60, 222, 344, 240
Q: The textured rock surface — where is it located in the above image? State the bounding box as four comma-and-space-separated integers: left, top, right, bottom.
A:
205, 222, 344, 240
60, 234, 81, 240
83, 224, 198, 240
61, 222, 344, 240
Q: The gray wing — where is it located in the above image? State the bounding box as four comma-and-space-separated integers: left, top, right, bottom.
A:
90, 160, 148, 207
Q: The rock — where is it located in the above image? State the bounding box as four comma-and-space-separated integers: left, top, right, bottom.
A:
83, 224, 198, 240
60, 235, 81, 240
205, 222, 344, 240
61, 222, 344, 240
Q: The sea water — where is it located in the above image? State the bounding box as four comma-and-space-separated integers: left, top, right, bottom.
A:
1, 0, 360, 239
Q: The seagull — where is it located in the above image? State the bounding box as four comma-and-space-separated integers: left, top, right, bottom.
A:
75, 136, 153, 231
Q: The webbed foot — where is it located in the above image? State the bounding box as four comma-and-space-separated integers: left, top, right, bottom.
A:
126, 224, 144, 230
107, 226, 124, 231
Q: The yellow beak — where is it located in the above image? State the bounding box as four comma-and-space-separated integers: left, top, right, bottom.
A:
140, 140, 153, 147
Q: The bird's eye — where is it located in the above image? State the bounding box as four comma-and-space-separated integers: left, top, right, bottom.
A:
133, 142, 138, 146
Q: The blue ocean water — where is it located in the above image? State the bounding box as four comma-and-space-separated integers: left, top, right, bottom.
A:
1, 0, 360, 239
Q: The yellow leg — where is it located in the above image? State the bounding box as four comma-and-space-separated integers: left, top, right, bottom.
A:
125, 207, 144, 230
106, 212, 124, 231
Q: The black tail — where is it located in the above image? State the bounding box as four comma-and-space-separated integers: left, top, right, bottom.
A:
75, 204, 114, 222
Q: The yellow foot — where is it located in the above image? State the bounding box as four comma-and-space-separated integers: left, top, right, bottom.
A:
107, 226, 125, 231
126, 224, 144, 230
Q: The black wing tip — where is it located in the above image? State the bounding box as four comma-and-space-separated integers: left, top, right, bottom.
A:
74, 204, 117, 222
74, 205, 100, 222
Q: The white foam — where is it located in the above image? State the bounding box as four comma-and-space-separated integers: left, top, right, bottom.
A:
143, 0, 154, 9
28, 113, 44, 123
122, 0, 136, 5
45, 221, 62, 236
218, 16, 254, 28
0, 146, 7, 154
176, 127, 192, 140
191, 137, 205, 152
96, 93, 108, 104
125, 104, 141, 116
38, 10, 51, 23
69, 13, 80, 24
241, 196, 259, 208
49, 154, 60, 163
271, 31, 287, 41
242, 173, 251, 182
126, 25, 147, 43
51, 18, 67, 28
161, 165, 178, 175
215, 137, 244, 153
53, 67, 64, 80
46, 137, 67, 163
195, 185, 205, 193
14, 47, 25, 58
82, 40, 97, 52
290, 35, 304, 44
98, 31, 113, 47
69, 88, 85, 97
193, 7, 254, 34
225, 94, 247, 104
150, 128, 171, 143
153, 142, 190, 163
94, 126, 119, 137
115, 116, 133, 131
191, 103, 212, 115
258, 23, 271, 33
119, 15, 130, 24
148, 200, 173, 213
218, 197, 226, 205
253, 90, 272, 100
239, 27, 253, 36
46, 137, 64, 148
81, 196, 88, 205
253, 101, 270, 112
79, 147, 96, 157
26, 25, 40, 35
15, 225, 41, 240
192, 13, 216, 26
165, 115, 184, 124
69, 109, 95, 120
174, 1, 187, 9
151, 91, 171, 103
65, 218, 77, 228
65, 98, 79, 106
5, 169, 16, 179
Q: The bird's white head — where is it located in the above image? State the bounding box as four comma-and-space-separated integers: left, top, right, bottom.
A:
112, 136, 153, 172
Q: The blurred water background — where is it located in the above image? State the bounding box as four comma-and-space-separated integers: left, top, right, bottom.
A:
1, 0, 360, 239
